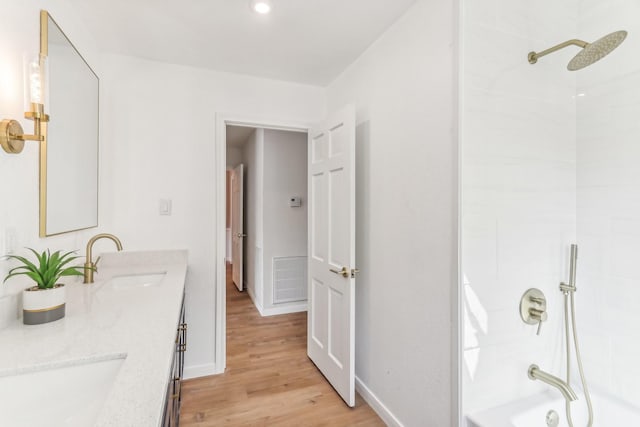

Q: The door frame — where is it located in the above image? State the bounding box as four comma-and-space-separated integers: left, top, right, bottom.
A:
215, 112, 311, 374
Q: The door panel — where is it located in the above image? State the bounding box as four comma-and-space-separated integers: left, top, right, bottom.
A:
307, 105, 356, 407
311, 173, 327, 262
311, 278, 327, 349
312, 132, 328, 164
231, 164, 244, 291
328, 167, 348, 267
328, 287, 345, 367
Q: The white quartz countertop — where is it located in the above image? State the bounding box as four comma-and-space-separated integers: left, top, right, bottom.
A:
0, 250, 188, 427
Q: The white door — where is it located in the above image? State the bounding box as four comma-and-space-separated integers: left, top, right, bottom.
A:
307, 105, 356, 407
231, 163, 245, 291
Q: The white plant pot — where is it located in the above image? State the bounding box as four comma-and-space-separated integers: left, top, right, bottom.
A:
22, 284, 66, 325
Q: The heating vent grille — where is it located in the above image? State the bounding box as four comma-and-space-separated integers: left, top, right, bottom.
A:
272, 256, 307, 304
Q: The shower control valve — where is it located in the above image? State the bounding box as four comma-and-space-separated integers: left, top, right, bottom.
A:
520, 288, 548, 335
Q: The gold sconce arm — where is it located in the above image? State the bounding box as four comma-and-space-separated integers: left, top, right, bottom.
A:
17, 134, 44, 141
1, 104, 49, 154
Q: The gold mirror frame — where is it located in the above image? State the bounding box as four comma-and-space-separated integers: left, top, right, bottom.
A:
39, 10, 99, 237
39, 10, 49, 237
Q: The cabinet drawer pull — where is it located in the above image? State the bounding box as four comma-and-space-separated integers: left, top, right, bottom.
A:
171, 376, 181, 400
179, 322, 187, 351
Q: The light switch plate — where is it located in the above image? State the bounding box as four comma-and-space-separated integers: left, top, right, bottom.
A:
159, 199, 172, 216
4, 227, 17, 254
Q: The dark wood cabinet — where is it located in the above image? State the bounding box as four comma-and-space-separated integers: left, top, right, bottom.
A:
163, 295, 187, 427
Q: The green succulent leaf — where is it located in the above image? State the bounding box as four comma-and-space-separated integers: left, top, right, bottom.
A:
3, 247, 84, 289
60, 268, 85, 277
3, 255, 38, 278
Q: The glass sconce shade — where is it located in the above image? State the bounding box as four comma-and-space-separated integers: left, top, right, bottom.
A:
23, 53, 48, 114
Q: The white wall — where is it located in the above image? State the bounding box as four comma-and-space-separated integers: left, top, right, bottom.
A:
576, 0, 640, 408
262, 129, 308, 313
239, 128, 308, 315
461, 0, 578, 416
99, 55, 324, 378
226, 146, 242, 168
242, 129, 263, 307
0, 0, 105, 324
326, 0, 458, 425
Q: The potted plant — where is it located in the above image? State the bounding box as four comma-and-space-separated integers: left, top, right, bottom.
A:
3, 248, 85, 325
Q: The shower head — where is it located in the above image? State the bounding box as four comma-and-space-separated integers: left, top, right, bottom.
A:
567, 31, 627, 70
528, 30, 627, 71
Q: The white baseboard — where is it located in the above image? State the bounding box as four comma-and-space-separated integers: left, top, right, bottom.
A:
183, 362, 219, 380
355, 376, 404, 427
246, 286, 265, 315
260, 302, 308, 317
246, 287, 306, 316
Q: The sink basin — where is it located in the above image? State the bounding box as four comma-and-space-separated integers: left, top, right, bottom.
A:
0, 356, 125, 427
105, 272, 166, 290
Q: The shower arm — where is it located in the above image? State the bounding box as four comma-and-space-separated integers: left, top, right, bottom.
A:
528, 39, 589, 64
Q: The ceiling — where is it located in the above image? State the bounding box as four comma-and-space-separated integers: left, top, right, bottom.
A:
66, 0, 417, 86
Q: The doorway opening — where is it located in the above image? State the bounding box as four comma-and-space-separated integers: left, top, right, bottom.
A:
215, 107, 357, 409
225, 125, 309, 316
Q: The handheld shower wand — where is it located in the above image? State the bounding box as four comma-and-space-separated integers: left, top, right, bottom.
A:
560, 244, 578, 293
560, 244, 594, 427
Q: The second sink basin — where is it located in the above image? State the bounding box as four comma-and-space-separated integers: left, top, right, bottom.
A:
105, 272, 166, 290
0, 356, 125, 427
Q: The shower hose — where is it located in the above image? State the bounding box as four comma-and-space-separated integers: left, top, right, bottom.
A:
564, 290, 594, 427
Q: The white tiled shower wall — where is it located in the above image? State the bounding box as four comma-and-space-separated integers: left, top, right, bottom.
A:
464, 0, 640, 417
462, 0, 578, 415
576, 0, 640, 408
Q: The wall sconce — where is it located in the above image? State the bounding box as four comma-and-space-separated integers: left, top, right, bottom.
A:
0, 53, 49, 154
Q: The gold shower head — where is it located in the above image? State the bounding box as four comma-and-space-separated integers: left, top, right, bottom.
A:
528, 30, 627, 71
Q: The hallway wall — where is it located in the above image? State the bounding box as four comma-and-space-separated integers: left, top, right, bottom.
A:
261, 129, 308, 313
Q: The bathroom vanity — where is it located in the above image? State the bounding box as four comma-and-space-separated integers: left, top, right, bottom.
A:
0, 250, 188, 427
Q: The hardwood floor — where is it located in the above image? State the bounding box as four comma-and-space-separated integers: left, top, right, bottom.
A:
179, 264, 384, 426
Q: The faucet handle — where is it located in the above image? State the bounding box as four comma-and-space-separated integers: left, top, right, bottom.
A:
520, 288, 547, 335
529, 308, 547, 321
529, 308, 548, 335
530, 296, 545, 305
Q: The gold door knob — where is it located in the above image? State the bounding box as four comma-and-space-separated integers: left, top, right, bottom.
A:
329, 266, 349, 278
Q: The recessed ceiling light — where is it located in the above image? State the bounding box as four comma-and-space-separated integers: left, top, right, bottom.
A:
250, 0, 272, 14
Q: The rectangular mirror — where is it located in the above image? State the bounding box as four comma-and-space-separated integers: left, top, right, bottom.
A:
40, 10, 99, 236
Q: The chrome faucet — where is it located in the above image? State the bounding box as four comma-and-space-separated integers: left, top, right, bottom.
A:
83, 233, 123, 283
528, 364, 578, 402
